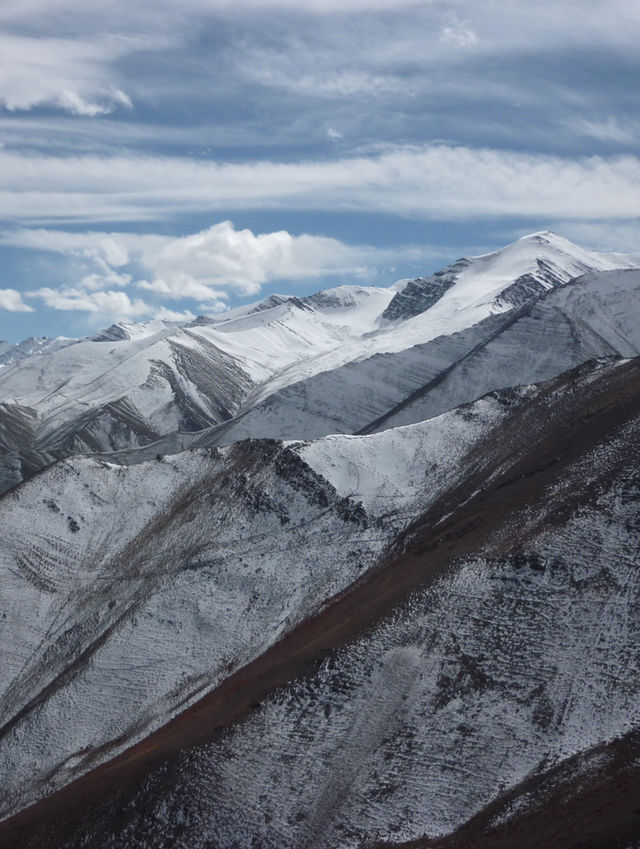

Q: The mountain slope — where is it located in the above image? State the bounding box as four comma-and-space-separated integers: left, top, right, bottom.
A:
381, 230, 620, 321
178, 267, 640, 448
0, 336, 74, 368
2, 232, 640, 849
1, 356, 640, 847
0, 392, 505, 821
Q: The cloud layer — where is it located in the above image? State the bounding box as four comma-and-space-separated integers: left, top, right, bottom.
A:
1, 146, 639, 224
0, 33, 135, 115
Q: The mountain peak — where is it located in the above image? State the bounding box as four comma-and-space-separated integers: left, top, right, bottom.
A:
382, 230, 632, 323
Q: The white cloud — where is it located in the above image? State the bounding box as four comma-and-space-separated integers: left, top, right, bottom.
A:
153, 305, 197, 322
1, 146, 640, 224
138, 221, 381, 299
1, 0, 639, 122
0, 288, 33, 312
56, 91, 112, 118
2, 221, 423, 309
439, 18, 478, 48
0, 33, 135, 116
0, 228, 139, 267
79, 270, 132, 290
28, 286, 151, 317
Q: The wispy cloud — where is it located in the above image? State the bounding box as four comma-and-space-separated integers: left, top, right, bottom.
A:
535, 219, 640, 254
1, 0, 640, 335
0, 0, 638, 160
28, 287, 150, 317
439, 23, 478, 48
1, 146, 639, 224
571, 117, 640, 145
0, 33, 137, 115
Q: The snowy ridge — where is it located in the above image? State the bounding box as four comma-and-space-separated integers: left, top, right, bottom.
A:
182, 267, 640, 448
382, 230, 636, 321
0, 336, 74, 368
0, 232, 637, 496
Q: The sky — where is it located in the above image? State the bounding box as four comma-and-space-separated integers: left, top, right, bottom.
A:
0, 0, 639, 341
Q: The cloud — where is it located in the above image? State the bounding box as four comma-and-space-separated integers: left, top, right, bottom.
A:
571, 117, 640, 145
137, 221, 383, 299
439, 18, 478, 48
2, 221, 423, 310
0, 228, 139, 267
1, 145, 640, 224
28, 286, 152, 317
0, 33, 136, 115
0, 289, 34, 312
25, 283, 197, 324
0, 0, 637, 166
153, 305, 197, 322
79, 270, 132, 290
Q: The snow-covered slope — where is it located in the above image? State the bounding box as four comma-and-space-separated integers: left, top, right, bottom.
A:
0, 233, 636, 495
382, 230, 629, 320
176, 267, 640, 447
369, 266, 640, 432
0, 395, 505, 820
3, 355, 639, 848
239, 232, 637, 404
2, 231, 640, 848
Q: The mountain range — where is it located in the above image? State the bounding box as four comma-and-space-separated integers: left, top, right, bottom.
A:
1, 231, 640, 849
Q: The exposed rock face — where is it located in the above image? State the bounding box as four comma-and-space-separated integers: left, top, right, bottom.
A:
494, 258, 570, 307
382, 258, 471, 320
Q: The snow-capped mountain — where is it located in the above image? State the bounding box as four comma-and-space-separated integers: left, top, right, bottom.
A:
2, 231, 640, 849
381, 230, 623, 320
188, 266, 640, 446
0, 232, 637, 495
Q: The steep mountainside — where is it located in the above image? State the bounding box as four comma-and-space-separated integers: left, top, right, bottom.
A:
1, 356, 639, 848
381, 230, 617, 320
0, 392, 505, 821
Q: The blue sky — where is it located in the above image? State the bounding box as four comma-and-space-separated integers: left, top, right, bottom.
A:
0, 0, 639, 340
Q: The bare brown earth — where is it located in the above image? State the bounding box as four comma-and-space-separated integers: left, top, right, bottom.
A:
1, 357, 640, 848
